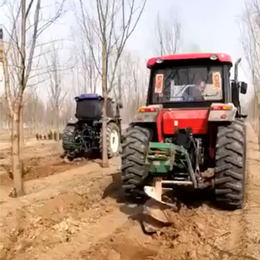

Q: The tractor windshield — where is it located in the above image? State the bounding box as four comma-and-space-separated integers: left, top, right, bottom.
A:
152, 66, 223, 103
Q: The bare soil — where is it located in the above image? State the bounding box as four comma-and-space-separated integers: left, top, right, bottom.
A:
0, 125, 259, 260
0, 138, 95, 187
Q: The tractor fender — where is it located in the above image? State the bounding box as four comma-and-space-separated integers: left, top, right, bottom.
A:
132, 105, 162, 124
208, 103, 237, 122
131, 104, 163, 142
96, 117, 116, 124
66, 117, 78, 126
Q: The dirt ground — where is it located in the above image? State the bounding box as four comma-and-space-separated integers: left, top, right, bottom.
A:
0, 125, 260, 260
0, 135, 95, 201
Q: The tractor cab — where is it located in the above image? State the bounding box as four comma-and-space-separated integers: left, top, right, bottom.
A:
133, 53, 248, 137
147, 53, 247, 110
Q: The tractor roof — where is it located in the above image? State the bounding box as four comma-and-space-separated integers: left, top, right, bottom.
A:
147, 53, 232, 68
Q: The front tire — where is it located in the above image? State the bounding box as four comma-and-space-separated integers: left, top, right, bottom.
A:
214, 119, 246, 210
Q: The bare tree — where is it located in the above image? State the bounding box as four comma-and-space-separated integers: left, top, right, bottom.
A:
0, 30, 11, 131
242, 0, 260, 91
117, 52, 147, 123
23, 87, 45, 134
0, 0, 7, 7
0, 94, 11, 131
45, 45, 67, 136
75, 30, 99, 94
241, 0, 260, 144
76, 0, 147, 167
59, 95, 75, 124
154, 10, 181, 56
0, 0, 65, 196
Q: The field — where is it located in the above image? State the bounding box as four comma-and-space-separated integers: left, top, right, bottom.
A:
0, 125, 259, 260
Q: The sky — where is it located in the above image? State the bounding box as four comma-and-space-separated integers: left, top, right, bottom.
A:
0, 0, 253, 99
125, 0, 250, 81
130, 0, 246, 58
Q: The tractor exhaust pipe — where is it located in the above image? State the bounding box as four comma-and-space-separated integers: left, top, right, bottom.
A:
234, 58, 242, 82
0, 28, 4, 62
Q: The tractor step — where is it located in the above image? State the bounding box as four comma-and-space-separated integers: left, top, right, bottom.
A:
162, 180, 193, 186
144, 179, 193, 203
143, 178, 193, 206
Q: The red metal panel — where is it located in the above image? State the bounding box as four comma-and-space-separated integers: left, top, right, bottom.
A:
156, 109, 163, 142
162, 109, 210, 135
147, 53, 232, 68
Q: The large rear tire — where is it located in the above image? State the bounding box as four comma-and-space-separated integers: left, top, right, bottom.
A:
99, 122, 120, 159
214, 119, 246, 210
62, 124, 80, 160
121, 125, 151, 196
62, 125, 76, 152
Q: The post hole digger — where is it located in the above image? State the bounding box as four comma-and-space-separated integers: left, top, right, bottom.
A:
121, 53, 248, 233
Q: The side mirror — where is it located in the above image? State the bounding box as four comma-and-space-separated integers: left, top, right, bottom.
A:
231, 81, 236, 89
117, 102, 123, 109
239, 81, 247, 94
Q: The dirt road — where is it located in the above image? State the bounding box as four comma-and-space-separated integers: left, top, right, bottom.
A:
0, 124, 259, 260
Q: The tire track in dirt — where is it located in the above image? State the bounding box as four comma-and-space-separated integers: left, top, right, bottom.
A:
215, 125, 260, 260
36, 207, 143, 260
0, 159, 119, 217
1, 126, 259, 260
153, 125, 260, 260
0, 160, 125, 260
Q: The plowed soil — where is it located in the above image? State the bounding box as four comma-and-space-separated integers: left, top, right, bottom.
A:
0, 125, 259, 260
0, 140, 91, 186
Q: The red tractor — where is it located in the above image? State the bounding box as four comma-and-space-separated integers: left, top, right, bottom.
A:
121, 53, 247, 230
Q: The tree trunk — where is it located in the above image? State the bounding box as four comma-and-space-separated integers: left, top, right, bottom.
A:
101, 35, 109, 168
256, 99, 260, 149
102, 94, 109, 167
55, 106, 59, 141
12, 112, 24, 196
19, 105, 24, 147
10, 116, 14, 163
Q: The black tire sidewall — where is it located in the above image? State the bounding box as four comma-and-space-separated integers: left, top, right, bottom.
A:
62, 125, 76, 151
214, 119, 246, 210
121, 125, 151, 195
